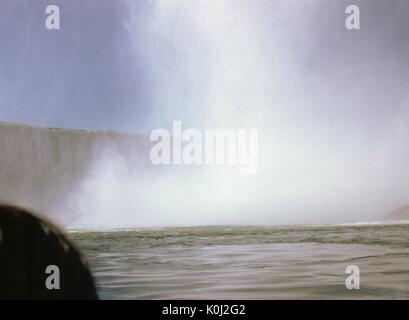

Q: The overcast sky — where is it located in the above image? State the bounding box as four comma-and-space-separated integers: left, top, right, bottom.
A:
0, 0, 408, 133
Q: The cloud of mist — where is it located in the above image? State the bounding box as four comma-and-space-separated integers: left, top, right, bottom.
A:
60, 0, 409, 228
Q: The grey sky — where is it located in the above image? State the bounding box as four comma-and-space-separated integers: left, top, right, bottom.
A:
0, 0, 408, 134
0, 0, 148, 130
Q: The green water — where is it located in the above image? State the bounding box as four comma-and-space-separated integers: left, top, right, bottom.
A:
70, 223, 409, 299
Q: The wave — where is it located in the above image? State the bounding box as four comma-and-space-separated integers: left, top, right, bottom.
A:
336, 219, 409, 226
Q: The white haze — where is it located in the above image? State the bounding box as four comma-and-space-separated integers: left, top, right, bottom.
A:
54, 0, 409, 228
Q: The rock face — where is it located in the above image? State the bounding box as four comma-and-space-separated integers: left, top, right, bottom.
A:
0, 122, 151, 221
388, 205, 409, 220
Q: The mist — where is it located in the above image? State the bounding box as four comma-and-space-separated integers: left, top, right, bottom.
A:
1, 1, 409, 227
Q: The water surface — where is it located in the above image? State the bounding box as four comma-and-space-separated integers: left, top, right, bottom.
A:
71, 223, 409, 299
